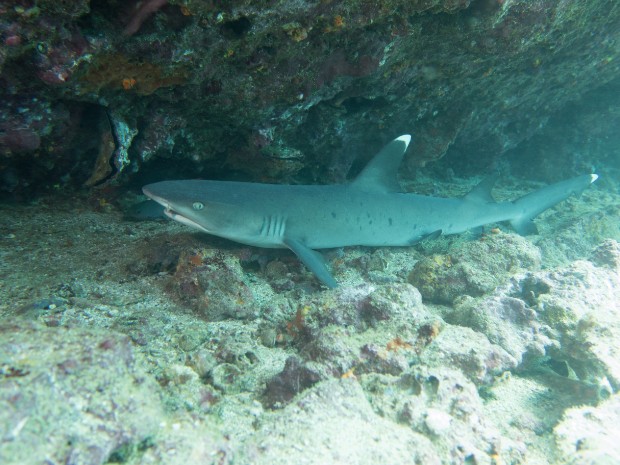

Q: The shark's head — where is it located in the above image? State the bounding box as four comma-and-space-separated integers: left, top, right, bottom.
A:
142, 180, 260, 236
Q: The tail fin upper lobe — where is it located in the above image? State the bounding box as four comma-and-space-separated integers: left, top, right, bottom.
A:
509, 174, 598, 235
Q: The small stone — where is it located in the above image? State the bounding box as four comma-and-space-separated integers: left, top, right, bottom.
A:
424, 408, 452, 435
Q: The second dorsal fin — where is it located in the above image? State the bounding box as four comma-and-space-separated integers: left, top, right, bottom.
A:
463, 174, 498, 203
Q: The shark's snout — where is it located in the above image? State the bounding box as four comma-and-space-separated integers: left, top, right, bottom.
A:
143, 182, 212, 233
142, 187, 166, 209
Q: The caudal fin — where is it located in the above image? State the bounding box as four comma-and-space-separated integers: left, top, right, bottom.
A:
509, 174, 598, 235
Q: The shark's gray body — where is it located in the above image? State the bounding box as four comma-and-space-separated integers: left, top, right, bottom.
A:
143, 135, 598, 288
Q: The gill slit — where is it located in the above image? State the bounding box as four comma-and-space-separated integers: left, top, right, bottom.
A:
260, 215, 286, 239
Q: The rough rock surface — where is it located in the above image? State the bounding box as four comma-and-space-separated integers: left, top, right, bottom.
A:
362, 367, 528, 464
247, 379, 441, 465
408, 232, 541, 304
420, 325, 518, 384
0, 320, 226, 465
0, 0, 619, 194
554, 394, 620, 465
445, 239, 620, 396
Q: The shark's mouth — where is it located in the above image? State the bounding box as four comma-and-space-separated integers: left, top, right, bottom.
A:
143, 189, 211, 233
162, 208, 210, 233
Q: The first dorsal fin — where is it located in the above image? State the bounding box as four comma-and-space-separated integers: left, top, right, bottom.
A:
463, 174, 498, 203
351, 135, 411, 193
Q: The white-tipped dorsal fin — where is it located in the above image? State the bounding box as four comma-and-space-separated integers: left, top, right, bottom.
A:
351, 135, 411, 193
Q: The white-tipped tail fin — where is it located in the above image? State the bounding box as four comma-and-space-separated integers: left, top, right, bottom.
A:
509, 174, 598, 235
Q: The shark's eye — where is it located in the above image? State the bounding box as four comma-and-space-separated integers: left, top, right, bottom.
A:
192, 202, 204, 210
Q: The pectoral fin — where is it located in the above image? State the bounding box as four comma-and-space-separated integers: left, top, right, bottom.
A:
407, 229, 442, 245
283, 238, 338, 289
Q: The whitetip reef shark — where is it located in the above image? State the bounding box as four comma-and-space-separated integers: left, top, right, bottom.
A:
143, 135, 598, 288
